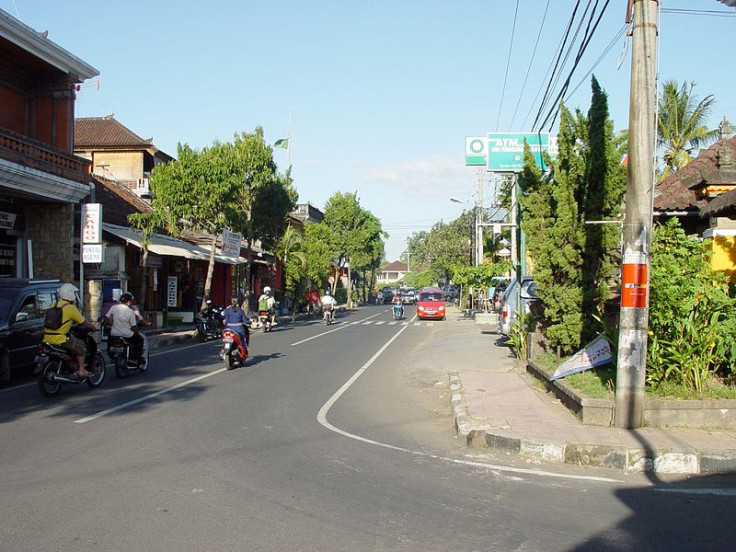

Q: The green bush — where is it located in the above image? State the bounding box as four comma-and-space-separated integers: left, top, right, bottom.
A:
334, 287, 348, 304
647, 219, 736, 392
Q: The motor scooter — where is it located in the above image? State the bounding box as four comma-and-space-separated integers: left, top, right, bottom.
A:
323, 306, 335, 325
219, 327, 249, 370
259, 310, 273, 332
107, 334, 149, 378
195, 300, 224, 341
392, 301, 404, 320
35, 325, 106, 397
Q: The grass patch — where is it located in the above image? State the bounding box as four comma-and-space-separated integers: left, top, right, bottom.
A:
539, 356, 736, 400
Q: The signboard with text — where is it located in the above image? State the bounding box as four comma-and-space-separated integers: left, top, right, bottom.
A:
487, 133, 549, 172
82, 203, 102, 243
221, 228, 242, 257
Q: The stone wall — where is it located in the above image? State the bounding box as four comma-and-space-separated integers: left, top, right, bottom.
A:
25, 202, 74, 282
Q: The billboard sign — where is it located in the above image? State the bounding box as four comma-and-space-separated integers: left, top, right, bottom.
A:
487, 132, 550, 172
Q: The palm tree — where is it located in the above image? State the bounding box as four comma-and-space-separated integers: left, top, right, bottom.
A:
275, 224, 307, 319
657, 80, 718, 180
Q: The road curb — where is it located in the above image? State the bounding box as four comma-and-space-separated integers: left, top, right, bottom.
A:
449, 371, 706, 475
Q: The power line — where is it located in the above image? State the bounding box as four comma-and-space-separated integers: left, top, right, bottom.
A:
564, 23, 627, 101
529, 0, 583, 131
495, 0, 521, 131
510, 0, 551, 130
537, 0, 614, 132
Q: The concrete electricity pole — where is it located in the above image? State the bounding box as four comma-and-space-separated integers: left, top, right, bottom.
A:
614, 0, 658, 429
475, 168, 484, 266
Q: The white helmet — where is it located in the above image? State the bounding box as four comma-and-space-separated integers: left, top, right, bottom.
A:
59, 283, 79, 302
263, 286, 272, 294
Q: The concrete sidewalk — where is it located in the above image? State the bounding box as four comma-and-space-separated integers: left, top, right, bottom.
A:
447, 306, 736, 475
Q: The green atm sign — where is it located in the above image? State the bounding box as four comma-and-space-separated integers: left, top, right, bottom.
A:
487, 132, 550, 172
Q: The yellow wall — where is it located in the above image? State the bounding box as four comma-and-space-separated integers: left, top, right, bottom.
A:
707, 236, 736, 281
91, 151, 144, 181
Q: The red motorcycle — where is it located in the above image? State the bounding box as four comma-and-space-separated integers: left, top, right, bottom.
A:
219, 328, 248, 370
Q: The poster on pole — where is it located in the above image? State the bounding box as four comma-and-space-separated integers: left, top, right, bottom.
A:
487, 133, 549, 172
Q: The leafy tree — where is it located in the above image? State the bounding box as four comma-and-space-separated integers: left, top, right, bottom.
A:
657, 80, 718, 180
138, 141, 243, 310
229, 129, 298, 307
322, 192, 385, 308
303, 222, 336, 287
406, 213, 474, 283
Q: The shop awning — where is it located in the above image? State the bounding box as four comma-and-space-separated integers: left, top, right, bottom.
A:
102, 223, 246, 265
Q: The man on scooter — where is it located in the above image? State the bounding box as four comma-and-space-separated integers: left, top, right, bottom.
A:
391, 291, 404, 318
104, 292, 145, 366
258, 286, 277, 328
42, 283, 96, 379
224, 297, 250, 347
320, 290, 337, 322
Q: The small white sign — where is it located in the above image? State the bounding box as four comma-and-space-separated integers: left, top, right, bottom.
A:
82, 243, 103, 263
465, 136, 488, 166
221, 228, 242, 257
82, 204, 102, 244
167, 276, 178, 307
0, 211, 17, 230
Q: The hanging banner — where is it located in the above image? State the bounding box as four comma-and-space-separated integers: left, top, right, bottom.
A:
167, 276, 178, 307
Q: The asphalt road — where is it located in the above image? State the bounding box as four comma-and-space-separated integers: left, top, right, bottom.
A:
2, 304, 735, 551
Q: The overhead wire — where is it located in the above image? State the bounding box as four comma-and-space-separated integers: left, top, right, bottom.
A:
529, 0, 583, 131
510, 0, 551, 130
564, 23, 627, 101
537, 0, 614, 132
495, 0, 521, 131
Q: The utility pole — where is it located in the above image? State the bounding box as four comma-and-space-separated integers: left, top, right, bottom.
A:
615, 0, 658, 429
475, 168, 483, 265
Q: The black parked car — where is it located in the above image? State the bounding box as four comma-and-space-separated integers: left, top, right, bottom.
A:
0, 279, 62, 382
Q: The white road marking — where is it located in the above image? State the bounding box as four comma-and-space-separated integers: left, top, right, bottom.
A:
1, 340, 215, 396
375, 321, 385, 325
388, 321, 397, 326
75, 368, 227, 423
290, 312, 383, 346
362, 321, 372, 325
316, 320, 621, 484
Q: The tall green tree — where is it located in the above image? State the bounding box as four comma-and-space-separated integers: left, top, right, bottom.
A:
657, 80, 718, 180
580, 77, 627, 338
138, 141, 242, 310
322, 192, 385, 308
275, 224, 307, 316
520, 105, 586, 354
229, 129, 298, 307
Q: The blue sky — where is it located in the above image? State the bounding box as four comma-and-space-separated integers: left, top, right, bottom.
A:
5, 1, 735, 261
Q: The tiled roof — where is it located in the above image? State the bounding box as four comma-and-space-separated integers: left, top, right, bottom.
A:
92, 175, 152, 227
654, 136, 736, 211
74, 115, 152, 148
381, 261, 408, 272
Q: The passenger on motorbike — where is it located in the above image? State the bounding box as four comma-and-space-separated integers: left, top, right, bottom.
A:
224, 297, 250, 347
42, 283, 96, 379
104, 292, 145, 366
258, 286, 276, 326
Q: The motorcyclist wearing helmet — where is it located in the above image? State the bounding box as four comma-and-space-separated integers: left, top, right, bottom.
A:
224, 297, 251, 347
258, 286, 277, 326
104, 292, 145, 366
42, 283, 96, 379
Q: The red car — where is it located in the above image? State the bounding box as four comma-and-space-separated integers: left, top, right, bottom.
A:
416, 287, 445, 320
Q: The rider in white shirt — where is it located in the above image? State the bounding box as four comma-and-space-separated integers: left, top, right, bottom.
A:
320, 291, 337, 320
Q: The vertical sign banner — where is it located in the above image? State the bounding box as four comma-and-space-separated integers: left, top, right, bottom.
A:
167, 276, 178, 307
621, 250, 648, 308
82, 203, 102, 243
465, 137, 488, 166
